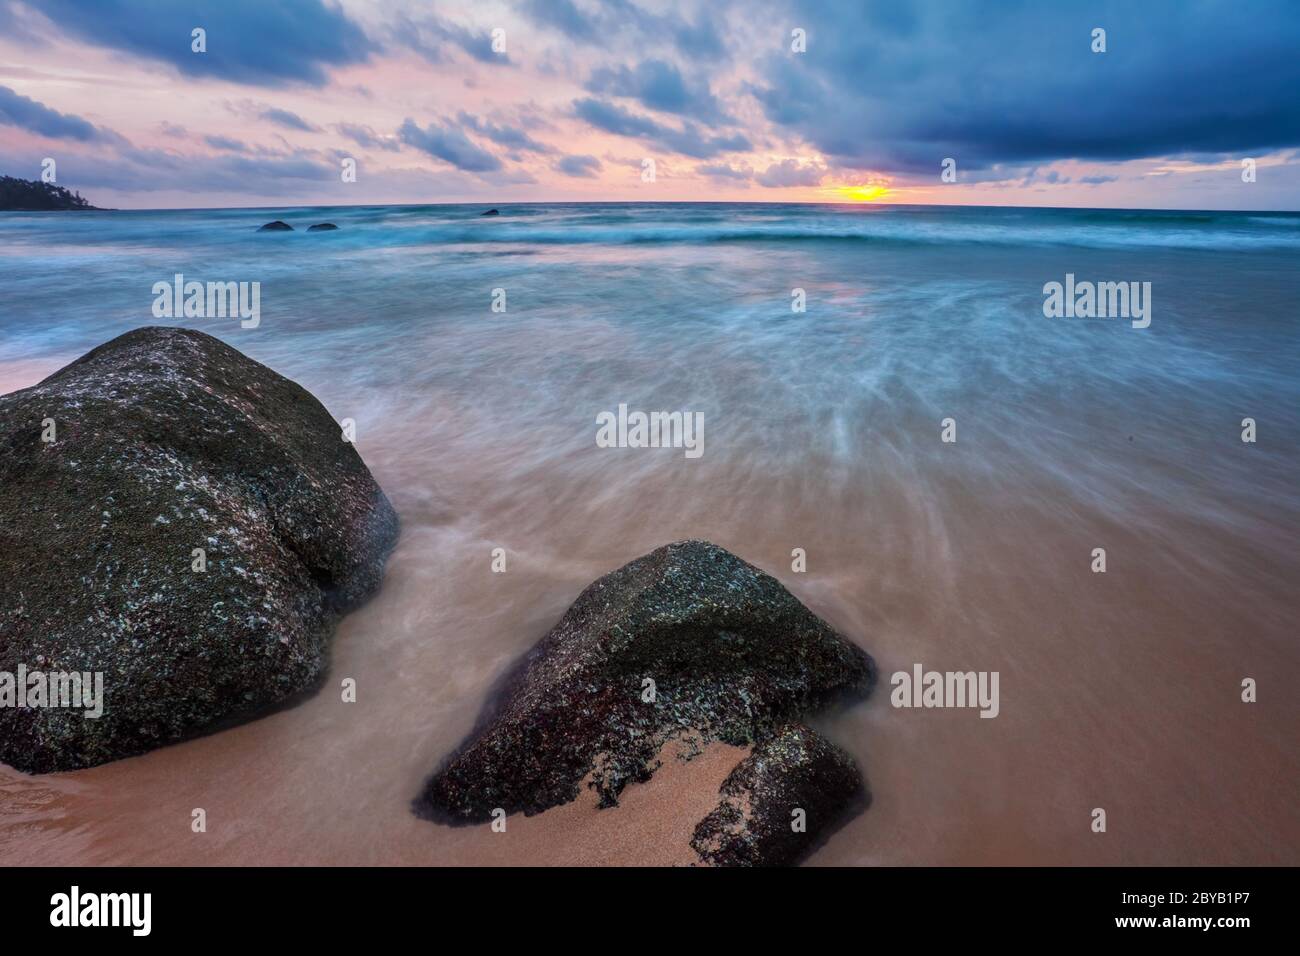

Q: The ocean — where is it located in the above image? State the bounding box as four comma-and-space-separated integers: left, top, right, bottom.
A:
1, 202, 1297, 864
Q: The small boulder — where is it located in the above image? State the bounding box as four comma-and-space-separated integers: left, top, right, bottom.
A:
0, 327, 399, 772
257, 220, 293, 231
691, 723, 867, 866
307, 223, 338, 232
480, 208, 499, 217
416, 540, 874, 864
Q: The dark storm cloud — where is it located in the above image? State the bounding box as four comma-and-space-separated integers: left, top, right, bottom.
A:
753, 0, 1300, 173
12, 0, 373, 87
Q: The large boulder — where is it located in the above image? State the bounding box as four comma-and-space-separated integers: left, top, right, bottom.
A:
417, 540, 874, 863
0, 327, 399, 772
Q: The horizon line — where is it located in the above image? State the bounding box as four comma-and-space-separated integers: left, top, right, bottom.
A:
11, 198, 1300, 215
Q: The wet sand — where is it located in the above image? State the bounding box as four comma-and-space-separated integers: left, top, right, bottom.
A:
2, 426, 1296, 866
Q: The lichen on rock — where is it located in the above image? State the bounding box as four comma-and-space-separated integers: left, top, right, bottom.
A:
416, 539, 874, 864
0, 326, 399, 772
691, 722, 867, 866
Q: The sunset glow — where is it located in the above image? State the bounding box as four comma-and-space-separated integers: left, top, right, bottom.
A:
827, 184, 892, 203
0, 1, 1296, 209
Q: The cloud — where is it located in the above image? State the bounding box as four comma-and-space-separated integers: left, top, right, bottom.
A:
7, 0, 1297, 206
586, 59, 730, 123
574, 97, 660, 138
259, 107, 319, 132
225, 100, 322, 133
756, 159, 826, 188
518, 0, 598, 43
457, 112, 553, 154
697, 162, 753, 181
397, 118, 502, 172
573, 97, 749, 159
0, 140, 337, 196
0, 84, 112, 141
519, 0, 724, 58
556, 154, 602, 177
203, 134, 248, 152
14, 0, 373, 87
117, 144, 334, 190
753, 0, 1300, 174
390, 12, 512, 65
334, 122, 400, 152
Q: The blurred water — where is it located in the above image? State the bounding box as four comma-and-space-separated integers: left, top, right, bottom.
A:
0, 203, 1297, 865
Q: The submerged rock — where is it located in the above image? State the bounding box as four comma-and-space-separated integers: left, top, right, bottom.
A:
0, 327, 399, 772
691, 723, 867, 866
307, 223, 338, 231
257, 220, 293, 231
416, 539, 874, 863
480, 208, 499, 216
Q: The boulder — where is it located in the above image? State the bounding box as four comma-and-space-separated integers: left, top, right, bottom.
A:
0, 327, 399, 772
691, 722, 867, 866
416, 540, 874, 864
480, 209, 499, 216
306, 223, 338, 232
257, 220, 293, 231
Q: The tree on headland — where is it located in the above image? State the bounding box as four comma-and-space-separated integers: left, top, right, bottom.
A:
0, 175, 99, 210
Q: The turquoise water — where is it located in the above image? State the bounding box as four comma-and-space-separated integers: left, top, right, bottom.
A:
2, 203, 1296, 540
1, 203, 1296, 865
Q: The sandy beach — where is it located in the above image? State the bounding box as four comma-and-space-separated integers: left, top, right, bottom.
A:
1, 204, 1298, 867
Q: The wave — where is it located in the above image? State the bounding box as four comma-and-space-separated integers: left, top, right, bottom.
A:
318, 218, 1300, 252
2, 202, 1298, 252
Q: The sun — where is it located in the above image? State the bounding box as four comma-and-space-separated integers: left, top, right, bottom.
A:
827, 183, 892, 203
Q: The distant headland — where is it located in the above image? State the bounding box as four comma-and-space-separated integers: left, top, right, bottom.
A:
0, 176, 99, 211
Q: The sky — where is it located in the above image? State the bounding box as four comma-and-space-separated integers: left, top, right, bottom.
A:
1, 0, 1298, 210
